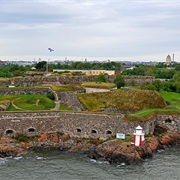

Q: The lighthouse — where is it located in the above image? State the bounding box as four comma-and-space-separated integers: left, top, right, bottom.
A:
133, 125, 145, 146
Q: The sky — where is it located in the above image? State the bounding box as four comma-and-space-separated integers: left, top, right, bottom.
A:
0, 0, 180, 62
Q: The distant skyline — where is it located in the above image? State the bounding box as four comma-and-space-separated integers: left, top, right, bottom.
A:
0, 0, 180, 62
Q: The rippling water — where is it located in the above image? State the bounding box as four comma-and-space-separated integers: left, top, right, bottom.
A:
0, 146, 179, 180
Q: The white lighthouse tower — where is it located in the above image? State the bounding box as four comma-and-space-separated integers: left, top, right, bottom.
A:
133, 125, 145, 146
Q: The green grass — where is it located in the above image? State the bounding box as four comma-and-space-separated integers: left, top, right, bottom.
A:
7, 103, 18, 111
126, 91, 180, 120
82, 82, 117, 89
0, 78, 10, 81
160, 91, 180, 109
0, 86, 49, 90
59, 103, 72, 111
51, 84, 84, 92
0, 94, 55, 111
129, 86, 141, 89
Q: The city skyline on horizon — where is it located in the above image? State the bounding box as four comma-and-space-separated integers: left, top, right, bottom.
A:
0, 52, 179, 62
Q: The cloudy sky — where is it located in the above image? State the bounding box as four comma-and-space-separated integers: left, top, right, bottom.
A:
0, 0, 180, 62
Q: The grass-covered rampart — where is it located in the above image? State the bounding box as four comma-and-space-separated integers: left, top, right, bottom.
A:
77, 90, 166, 112
82, 82, 117, 89
51, 84, 84, 92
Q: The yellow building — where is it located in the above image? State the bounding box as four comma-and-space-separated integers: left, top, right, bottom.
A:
53, 69, 120, 76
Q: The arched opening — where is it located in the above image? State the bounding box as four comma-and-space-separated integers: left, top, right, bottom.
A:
28, 128, 35, 132
165, 119, 172, 123
6, 129, 14, 134
106, 130, 112, 135
77, 128, 82, 133
91, 129, 97, 134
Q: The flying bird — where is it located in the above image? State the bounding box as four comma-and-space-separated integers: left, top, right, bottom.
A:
48, 48, 54, 52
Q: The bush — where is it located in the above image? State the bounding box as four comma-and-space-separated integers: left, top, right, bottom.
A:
14, 134, 39, 143
131, 80, 136, 86
114, 74, 125, 88
95, 73, 107, 83
47, 92, 55, 100
142, 83, 156, 90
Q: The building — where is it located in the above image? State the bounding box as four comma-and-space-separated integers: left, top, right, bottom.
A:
166, 55, 171, 64
53, 69, 120, 76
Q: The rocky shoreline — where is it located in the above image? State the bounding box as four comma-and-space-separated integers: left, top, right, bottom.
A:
0, 137, 28, 158
88, 132, 180, 165
0, 132, 179, 165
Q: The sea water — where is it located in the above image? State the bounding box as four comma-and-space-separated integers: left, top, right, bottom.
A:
0, 146, 179, 180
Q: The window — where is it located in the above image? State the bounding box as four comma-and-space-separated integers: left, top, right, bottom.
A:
106, 130, 112, 134
77, 128, 82, 133
91, 129, 97, 134
6, 129, 14, 134
165, 119, 172, 123
28, 128, 35, 132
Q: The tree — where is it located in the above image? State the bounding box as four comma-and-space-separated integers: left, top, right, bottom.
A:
95, 73, 107, 83
175, 64, 180, 71
146, 65, 156, 76
172, 72, 180, 81
152, 80, 162, 91
142, 84, 156, 91
35, 61, 47, 71
114, 74, 125, 88
12, 70, 24, 77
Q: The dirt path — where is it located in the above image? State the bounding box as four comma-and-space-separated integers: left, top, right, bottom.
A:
36, 99, 40, 106
11, 100, 23, 110
51, 101, 60, 111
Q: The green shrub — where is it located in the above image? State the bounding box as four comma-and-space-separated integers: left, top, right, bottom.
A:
114, 74, 125, 88
47, 92, 55, 100
14, 134, 39, 143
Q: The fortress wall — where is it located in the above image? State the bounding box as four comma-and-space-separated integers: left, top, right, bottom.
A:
123, 76, 155, 86
0, 79, 11, 86
1, 75, 155, 87
0, 88, 51, 96
57, 91, 86, 111
0, 112, 156, 140
155, 115, 180, 133
57, 76, 96, 84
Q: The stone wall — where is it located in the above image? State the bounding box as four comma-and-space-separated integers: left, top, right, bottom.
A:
57, 91, 86, 111
0, 75, 155, 87
0, 112, 156, 140
14, 76, 42, 86
155, 115, 180, 133
57, 76, 96, 84
0, 79, 11, 86
12, 75, 96, 86
123, 76, 155, 86
0, 88, 51, 96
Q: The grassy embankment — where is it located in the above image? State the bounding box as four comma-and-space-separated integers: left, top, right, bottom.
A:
0, 85, 179, 117
78, 88, 180, 121
77, 90, 166, 112
51, 84, 84, 92
0, 85, 81, 111
125, 86, 180, 117
0, 94, 55, 111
